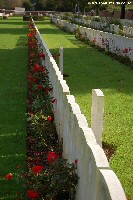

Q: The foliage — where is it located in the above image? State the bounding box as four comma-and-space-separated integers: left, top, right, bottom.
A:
23, 0, 33, 11
23, 15, 45, 21
22, 19, 78, 200
91, 16, 101, 22
106, 18, 123, 29
0, 0, 4, 8
3, 0, 23, 9
34, 0, 46, 11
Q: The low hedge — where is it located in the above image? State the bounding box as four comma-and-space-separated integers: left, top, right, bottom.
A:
23, 15, 44, 21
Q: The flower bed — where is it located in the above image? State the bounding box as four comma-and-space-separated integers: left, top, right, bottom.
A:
4, 19, 78, 200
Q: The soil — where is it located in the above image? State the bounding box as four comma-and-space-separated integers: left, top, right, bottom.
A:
102, 142, 117, 161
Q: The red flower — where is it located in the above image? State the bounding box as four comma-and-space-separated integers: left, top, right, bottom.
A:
40, 53, 45, 58
93, 38, 96, 43
102, 37, 104, 45
52, 98, 56, 104
52, 54, 56, 59
33, 30, 36, 36
27, 190, 39, 199
39, 67, 44, 72
38, 85, 43, 90
17, 165, 21, 169
5, 173, 12, 180
16, 192, 19, 195
34, 63, 40, 72
29, 24, 34, 29
28, 33, 33, 37
47, 152, 59, 164
33, 78, 37, 83
47, 116, 52, 122
37, 157, 41, 165
46, 88, 50, 93
32, 165, 43, 175
75, 159, 78, 164
123, 48, 128, 54
28, 73, 31, 81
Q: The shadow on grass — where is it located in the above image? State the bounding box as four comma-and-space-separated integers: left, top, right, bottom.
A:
0, 21, 29, 26
0, 17, 29, 35
0, 27, 28, 35
49, 47, 133, 95
0, 36, 28, 199
16, 36, 28, 47
38, 27, 67, 35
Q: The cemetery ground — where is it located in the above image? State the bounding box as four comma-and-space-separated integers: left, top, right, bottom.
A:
0, 16, 132, 200
36, 18, 133, 200
0, 17, 28, 199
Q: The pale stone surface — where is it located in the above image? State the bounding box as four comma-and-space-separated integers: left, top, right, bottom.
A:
123, 25, 133, 37
91, 89, 104, 147
33, 20, 127, 200
59, 47, 63, 74
98, 169, 127, 200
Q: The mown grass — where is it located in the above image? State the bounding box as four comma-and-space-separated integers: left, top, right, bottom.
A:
0, 16, 28, 199
36, 18, 133, 199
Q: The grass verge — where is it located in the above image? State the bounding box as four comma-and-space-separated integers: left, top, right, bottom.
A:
36, 18, 133, 199
0, 16, 28, 199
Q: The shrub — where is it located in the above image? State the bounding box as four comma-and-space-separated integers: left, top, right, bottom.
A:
23, 15, 44, 21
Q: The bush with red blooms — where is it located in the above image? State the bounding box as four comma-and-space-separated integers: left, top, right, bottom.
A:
20, 19, 78, 200
24, 19, 79, 200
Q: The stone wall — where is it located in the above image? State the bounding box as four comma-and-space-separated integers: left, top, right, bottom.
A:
99, 10, 133, 20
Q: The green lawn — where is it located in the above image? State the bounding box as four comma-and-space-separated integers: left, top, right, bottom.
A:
36, 18, 133, 199
0, 16, 132, 199
0, 17, 28, 199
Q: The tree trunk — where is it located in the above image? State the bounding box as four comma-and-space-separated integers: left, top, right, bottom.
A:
120, 0, 127, 19
96, 6, 99, 16
120, 3, 126, 19
83, 7, 85, 15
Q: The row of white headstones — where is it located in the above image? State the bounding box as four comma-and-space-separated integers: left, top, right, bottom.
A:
52, 16, 133, 62
33, 19, 127, 200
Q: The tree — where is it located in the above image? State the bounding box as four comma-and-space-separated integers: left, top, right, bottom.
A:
4, 0, 23, 9
120, 0, 128, 19
34, 0, 46, 10
0, 0, 4, 9
80, 0, 89, 15
30, 0, 36, 3
45, 0, 56, 10
23, 0, 33, 10
87, 0, 110, 16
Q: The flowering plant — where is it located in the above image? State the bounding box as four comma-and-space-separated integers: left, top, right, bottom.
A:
24, 19, 78, 200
